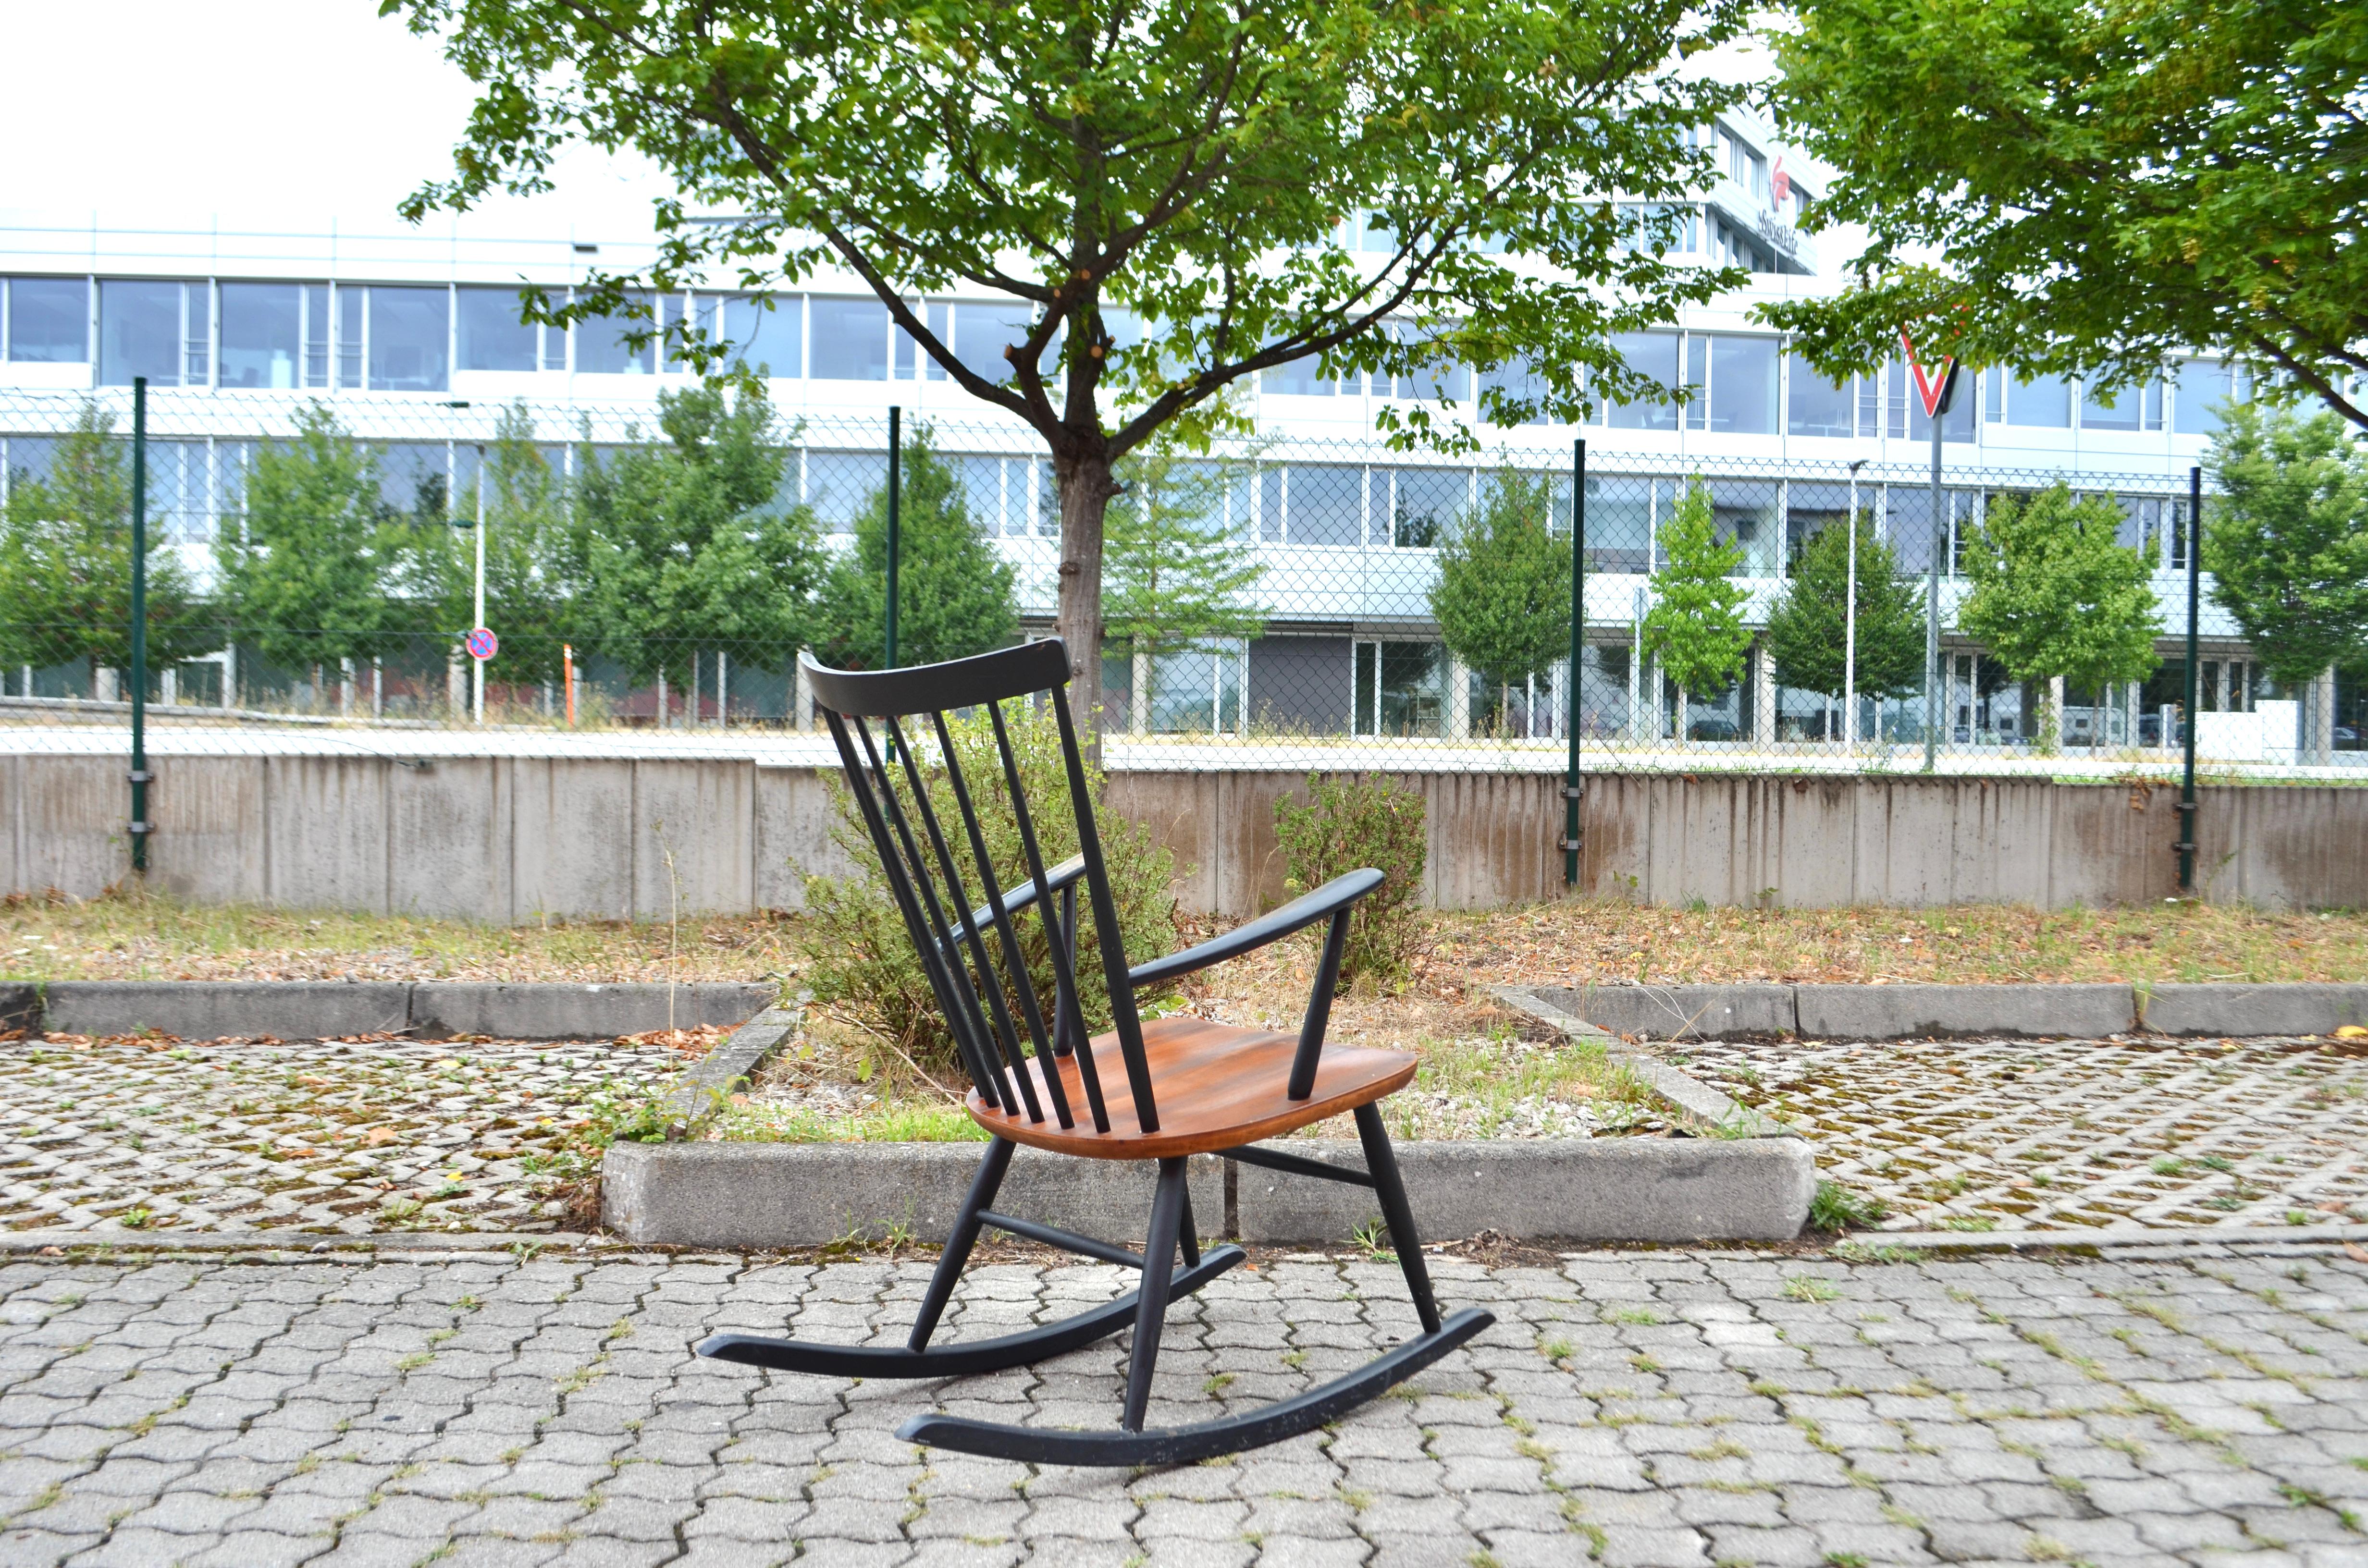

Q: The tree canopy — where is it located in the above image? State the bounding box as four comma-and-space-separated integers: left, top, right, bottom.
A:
214, 403, 421, 677
567, 384, 827, 689
1758, 0, 2368, 426
388, 0, 1751, 731
1104, 443, 1268, 664
1763, 512, 1923, 700
1642, 481, 1750, 734
1956, 485, 2162, 747
0, 403, 209, 685
2204, 404, 2368, 689
1429, 467, 1570, 727
813, 429, 1020, 670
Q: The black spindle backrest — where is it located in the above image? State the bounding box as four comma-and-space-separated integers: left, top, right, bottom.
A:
800, 642, 1159, 1136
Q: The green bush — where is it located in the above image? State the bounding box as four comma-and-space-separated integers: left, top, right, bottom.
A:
797, 699, 1178, 1081
1272, 772, 1427, 989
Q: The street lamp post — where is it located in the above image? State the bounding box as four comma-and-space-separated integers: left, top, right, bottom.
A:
473, 445, 487, 724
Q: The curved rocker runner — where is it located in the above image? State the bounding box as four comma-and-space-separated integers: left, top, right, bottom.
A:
694, 641, 1493, 1466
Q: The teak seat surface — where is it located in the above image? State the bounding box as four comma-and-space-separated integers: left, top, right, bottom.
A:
969, 1015, 1417, 1160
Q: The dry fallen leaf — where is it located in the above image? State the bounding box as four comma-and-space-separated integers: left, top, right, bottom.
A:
361, 1127, 402, 1147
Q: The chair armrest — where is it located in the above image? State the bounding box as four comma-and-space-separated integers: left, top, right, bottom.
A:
1127, 868, 1384, 989
952, 854, 1087, 944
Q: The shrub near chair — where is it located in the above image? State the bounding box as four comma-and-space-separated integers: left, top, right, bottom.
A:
696, 640, 1491, 1466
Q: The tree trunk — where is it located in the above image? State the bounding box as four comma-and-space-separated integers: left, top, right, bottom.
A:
1054, 450, 1119, 758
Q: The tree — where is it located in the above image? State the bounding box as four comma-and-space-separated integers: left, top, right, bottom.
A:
0, 402, 210, 692
415, 401, 578, 690
2203, 403, 2368, 690
1105, 441, 1267, 725
1763, 512, 1923, 701
214, 403, 418, 682
1641, 481, 1749, 741
568, 384, 826, 696
390, 0, 1752, 742
1956, 485, 2162, 751
1757, 0, 2368, 425
1429, 467, 1569, 735
814, 427, 1019, 670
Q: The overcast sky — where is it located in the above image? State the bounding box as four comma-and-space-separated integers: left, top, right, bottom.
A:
0, 0, 669, 237
0, 1, 1807, 247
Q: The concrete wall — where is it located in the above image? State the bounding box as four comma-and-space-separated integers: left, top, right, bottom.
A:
5, 752, 2364, 919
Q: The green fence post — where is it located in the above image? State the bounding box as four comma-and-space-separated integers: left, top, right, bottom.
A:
2179, 464, 2201, 893
129, 376, 151, 877
885, 405, 901, 671
1565, 438, 1585, 885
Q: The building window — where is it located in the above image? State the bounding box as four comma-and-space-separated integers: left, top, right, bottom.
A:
1285, 464, 1362, 547
809, 295, 890, 380
1705, 335, 1778, 434
717, 294, 801, 380
2079, 379, 2149, 432
1604, 331, 1679, 430
366, 286, 450, 392
337, 287, 365, 388
303, 284, 331, 387
2004, 372, 2072, 428
1354, 640, 1444, 737
456, 286, 538, 372
2173, 361, 2239, 435
1786, 354, 1853, 438
99, 279, 188, 386
218, 283, 302, 390
6, 277, 88, 362
574, 293, 652, 376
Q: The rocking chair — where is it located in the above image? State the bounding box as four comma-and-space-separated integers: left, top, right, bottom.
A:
697, 640, 1490, 1466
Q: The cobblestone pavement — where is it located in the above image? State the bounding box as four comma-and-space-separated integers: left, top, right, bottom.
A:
1668, 1036, 2368, 1233
0, 1035, 704, 1236
2, 1243, 2367, 1567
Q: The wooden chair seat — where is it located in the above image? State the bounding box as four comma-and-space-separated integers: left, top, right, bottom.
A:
969, 1015, 1418, 1160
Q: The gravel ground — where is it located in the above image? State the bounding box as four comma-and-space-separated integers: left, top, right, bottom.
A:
1669, 1034, 2368, 1232
0, 1033, 708, 1237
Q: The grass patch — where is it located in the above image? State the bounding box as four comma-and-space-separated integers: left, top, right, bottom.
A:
19, 886, 2368, 993
1808, 1179, 1888, 1233
705, 1098, 988, 1144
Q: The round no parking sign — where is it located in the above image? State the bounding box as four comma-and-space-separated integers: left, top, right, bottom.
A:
466, 627, 499, 661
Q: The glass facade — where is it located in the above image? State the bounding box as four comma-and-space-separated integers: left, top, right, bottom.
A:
1604, 331, 1679, 430
1787, 355, 1853, 438
366, 286, 449, 392
99, 279, 185, 386
457, 286, 537, 372
218, 283, 301, 390
723, 295, 800, 379
809, 295, 889, 380
1705, 334, 1777, 434
7, 277, 86, 361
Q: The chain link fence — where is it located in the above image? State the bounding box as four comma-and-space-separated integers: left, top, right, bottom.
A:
0, 384, 2357, 774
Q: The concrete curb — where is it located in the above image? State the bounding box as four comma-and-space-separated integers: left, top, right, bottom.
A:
600, 1136, 1817, 1247
17, 980, 779, 1041
660, 1003, 804, 1130
0, 1229, 604, 1254
1489, 985, 1792, 1137
1840, 1222, 2368, 1252
1522, 980, 2368, 1041
601, 1140, 1230, 1248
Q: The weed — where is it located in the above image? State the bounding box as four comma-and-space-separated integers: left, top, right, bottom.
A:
1783, 1275, 1842, 1303
1607, 1306, 1661, 1325
1808, 1180, 1887, 1232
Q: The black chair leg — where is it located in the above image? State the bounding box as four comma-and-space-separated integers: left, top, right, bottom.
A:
1122, 1157, 1188, 1432
908, 1137, 1016, 1352
1353, 1105, 1443, 1335
1177, 1176, 1202, 1268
